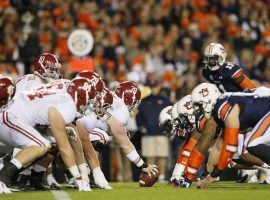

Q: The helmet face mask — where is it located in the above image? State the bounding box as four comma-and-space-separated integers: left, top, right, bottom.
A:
171, 95, 196, 138
45, 63, 62, 80
172, 113, 195, 138
34, 53, 62, 82
159, 106, 174, 136
203, 54, 221, 71
160, 119, 174, 137
92, 88, 113, 118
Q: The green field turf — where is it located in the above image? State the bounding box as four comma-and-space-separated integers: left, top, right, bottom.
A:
1, 182, 270, 200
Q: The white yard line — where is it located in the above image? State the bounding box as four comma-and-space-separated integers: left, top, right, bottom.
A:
51, 190, 71, 200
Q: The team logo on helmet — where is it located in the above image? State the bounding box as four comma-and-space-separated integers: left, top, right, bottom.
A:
38, 55, 45, 65
199, 88, 209, 97
82, 82, 92, 92
166, 108, 172, 115
88, 76, 99, 87
7, 85, 15, 96
183, 101, 193, 110
131, 86, 138, 101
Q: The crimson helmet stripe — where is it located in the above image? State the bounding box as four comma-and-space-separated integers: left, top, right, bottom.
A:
91, 131, 105, 141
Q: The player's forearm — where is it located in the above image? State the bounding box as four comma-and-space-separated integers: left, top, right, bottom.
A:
48, 108, 82, 180
76, 121, 100, 170
113, 128, 135, 154
107, 117, 135, 154
236, 75, 256, 90
50, 125, 77, 168
185, 120, 217, 180
52, 128, 76, 168
69, 137, 85, 165
108, 117, 146, 169
206, 136, 224, 173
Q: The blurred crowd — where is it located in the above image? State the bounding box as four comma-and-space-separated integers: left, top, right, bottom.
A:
0, 0, 270, 181
1, 0, 270, 100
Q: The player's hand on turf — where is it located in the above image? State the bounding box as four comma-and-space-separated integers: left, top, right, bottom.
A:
179, 176, 192, 188
142, 164, 159, 177
75, 177, 92, 192
195, 175, 217, 189
93, 167, 113, 190
168, 173, 185, 186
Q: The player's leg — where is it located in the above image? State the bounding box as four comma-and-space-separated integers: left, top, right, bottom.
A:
0, 112, 50, 187
245, 112, 270, 163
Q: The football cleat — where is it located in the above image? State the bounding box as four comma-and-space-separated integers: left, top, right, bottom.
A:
0, 181, 12, 193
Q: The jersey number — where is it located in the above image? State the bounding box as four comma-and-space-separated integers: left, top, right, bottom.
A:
27, 91, 56, 101
225, 63, 234, 70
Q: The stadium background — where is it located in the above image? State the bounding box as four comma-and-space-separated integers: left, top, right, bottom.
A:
0, 0, 270, 182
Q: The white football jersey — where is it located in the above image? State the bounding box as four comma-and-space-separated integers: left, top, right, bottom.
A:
15, 74, 44, 95
90, 128, 112, 143
79, 93, 129, 133
8, 88, 78, 127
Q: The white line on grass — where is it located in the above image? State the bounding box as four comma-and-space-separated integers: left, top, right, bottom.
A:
51, 190, 71, 200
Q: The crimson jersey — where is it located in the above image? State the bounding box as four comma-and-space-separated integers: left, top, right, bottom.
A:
202, 62, 244, 93
212, 94, 270, 131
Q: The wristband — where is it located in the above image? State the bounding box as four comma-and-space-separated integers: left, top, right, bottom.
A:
210, 166, 222, 178
126, 149, 140, 162
139, 163, 148, 170
200, 168, 210, 179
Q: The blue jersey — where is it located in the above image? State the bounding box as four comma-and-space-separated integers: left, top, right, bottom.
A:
202, 62, 244, 93
212, 94, 270, 131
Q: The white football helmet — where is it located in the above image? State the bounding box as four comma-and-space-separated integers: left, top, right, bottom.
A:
191, 83, 221, 119
159, 106, 173, 136
203, 43, 227, 71
171, 95, 195, 137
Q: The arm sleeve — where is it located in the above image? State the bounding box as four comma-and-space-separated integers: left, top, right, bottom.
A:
177, 137, 197, 167
217, 127, 239, 170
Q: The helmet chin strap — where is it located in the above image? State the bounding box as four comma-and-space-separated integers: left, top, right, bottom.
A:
204, 112, 212, 120
208, 65, 220, 71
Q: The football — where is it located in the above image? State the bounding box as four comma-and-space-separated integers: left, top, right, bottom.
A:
139, 172, 159, 187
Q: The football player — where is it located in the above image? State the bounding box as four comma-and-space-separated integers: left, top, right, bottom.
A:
181, 83, 270, 188
76, 81, 159, 186
15, 53, 62, 93
202, 42, 259, 182
159, 96, 202, 186
0, 76, 50, 193
202, 42, 255, 92
9, 53, 63, 190
0, 77, 95, 193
